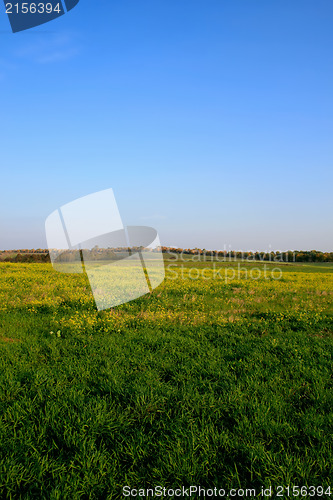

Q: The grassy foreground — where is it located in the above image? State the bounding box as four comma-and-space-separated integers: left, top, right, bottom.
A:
0, 260, 332, 499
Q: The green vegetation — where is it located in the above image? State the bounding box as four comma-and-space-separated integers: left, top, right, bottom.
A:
0, 259, 332, 498
2, 247, 333, 263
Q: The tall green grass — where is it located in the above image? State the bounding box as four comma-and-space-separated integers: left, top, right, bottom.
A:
0, 261, 332, 499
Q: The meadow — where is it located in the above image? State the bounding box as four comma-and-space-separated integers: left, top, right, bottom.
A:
0, 258, 332, 499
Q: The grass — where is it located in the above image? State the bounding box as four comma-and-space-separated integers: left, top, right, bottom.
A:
0, 259, 332, 499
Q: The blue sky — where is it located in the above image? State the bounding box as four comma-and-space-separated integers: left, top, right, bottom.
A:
0, 0, 332, 251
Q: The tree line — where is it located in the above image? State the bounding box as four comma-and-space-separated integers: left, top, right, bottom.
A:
1, 248, 333, 263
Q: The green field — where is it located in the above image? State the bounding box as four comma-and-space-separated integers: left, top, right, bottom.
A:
0, 259, 332, 499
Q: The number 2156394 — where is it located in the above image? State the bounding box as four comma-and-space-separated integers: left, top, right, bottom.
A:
5, 3, 62, 14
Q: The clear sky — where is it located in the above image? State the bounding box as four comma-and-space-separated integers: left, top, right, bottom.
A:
0, 0, 332, 251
